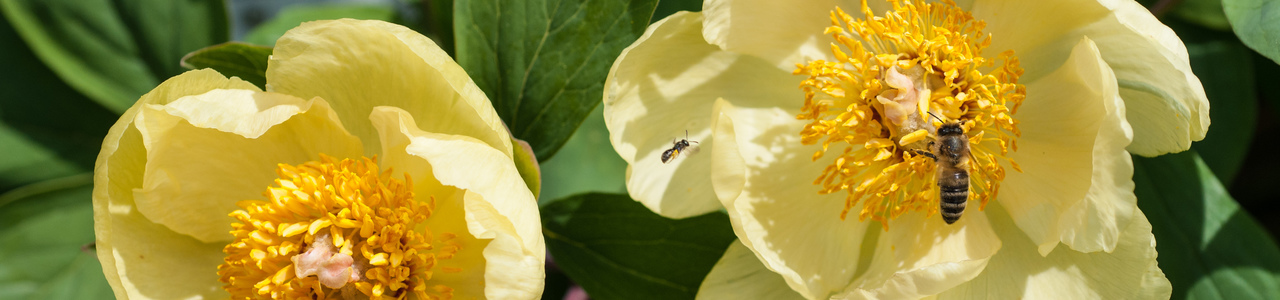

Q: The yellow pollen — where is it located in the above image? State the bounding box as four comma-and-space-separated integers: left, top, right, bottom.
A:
795, 0, 1025, 228
218, 155, 458, 300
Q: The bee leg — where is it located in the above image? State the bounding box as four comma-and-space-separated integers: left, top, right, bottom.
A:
910, 149, 937, 161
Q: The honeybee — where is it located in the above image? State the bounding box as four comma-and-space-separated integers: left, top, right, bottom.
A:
913, 113, 970, 224
661, 130, 699, 164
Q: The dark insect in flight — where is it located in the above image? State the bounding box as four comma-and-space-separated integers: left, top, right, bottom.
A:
661, 130, 699, 164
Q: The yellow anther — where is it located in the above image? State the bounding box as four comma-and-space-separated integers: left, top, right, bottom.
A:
217, 155, 457, 300
898, 129, 929, 146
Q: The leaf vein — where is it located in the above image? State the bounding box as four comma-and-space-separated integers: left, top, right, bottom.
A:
517, 2, 629, 137
544, 228, 692, 292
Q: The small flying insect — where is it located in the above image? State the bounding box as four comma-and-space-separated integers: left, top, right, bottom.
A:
661, 130, 699, 164
911, 112, 971, 224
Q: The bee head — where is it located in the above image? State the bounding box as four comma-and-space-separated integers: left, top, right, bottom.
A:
937, 122, 964, 136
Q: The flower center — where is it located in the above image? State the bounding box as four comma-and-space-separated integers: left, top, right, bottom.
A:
218, 155, 458, 299
795, 0, 1025, 227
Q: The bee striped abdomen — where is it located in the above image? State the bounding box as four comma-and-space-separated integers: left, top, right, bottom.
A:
661, 148, 678, 164
938, 170, 969, 224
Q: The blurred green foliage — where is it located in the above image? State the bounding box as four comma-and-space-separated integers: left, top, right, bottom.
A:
0, 0, 227, 112
1224, 0, 1280, 64
0, 176, 108, 300
1136, 151, 1280, 299
241, 3, 397, 47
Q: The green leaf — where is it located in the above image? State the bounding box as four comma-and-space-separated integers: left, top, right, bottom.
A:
454, 0, 660, 161
1224, 0, 1280, 65
1173, 0, 1231, 30
180, 42, 273, 89
1134, 151, 1280, 299
1253, 50, 1280, 116
0, 13, 117, 193
542, 193, 736, 300
0, 175, 112, 300
1165, 19, 1257, 184
537, 105, 627, 204
0, 0, 228, 113
652, 0, 701, 23
423, 0, 456, 57
242, 3, 397, 47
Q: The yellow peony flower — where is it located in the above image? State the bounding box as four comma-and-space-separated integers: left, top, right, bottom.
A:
92, 19, 544, 299
605, 0, 1207, 298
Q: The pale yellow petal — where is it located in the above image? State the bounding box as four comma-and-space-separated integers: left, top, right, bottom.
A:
132, 91, 363, 243
709, 98, 745, 209
605, 11, 801, 219
370, 106, 544, 299
713, 99, 868, 299
267, 19, 512, 159
997, 37, 1137, 256
697, 240, 806, 300
700, 0, 896, 70
937, 203, 1170, 299
420, 185, 494, 300
98, 125, 228, 300
832, 209, 1000, 299
973, 0, 1209, 156
93, 69, 258, 299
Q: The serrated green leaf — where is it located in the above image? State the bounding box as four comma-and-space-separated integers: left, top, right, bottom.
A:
0, 0, 228, 113
1174, 0, 1231, 30
1224, 0, 1280, 65
0, 175, 112, 300
542, 193, 736, 300
537, 105, 627, 204
454, 0, 659, 161
1165, 19, 1258, 184
242, 3, 397, 47
0, 13, 117, 193
1134, 151, 1280, 299
180, 42, 273, 89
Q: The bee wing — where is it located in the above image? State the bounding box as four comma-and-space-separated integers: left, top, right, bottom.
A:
685, 142, 702, 156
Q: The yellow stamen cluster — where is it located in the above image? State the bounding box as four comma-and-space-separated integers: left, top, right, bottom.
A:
218, 155, 459, 299
795, 0, 1025, 227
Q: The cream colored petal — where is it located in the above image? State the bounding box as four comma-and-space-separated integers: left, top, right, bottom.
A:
696, 240, 806, 300
362, 123, 490, 300
700, 0, 894, 70
93, 69, 259, 299
998, 38, 1136, 256
709, 98, 745, 210
832, 209, 1000, 300
267, 19, 512, 159
419, 185, 495, 300
973, 0, 1209, 156
132, 91, 363, 243
937, 203, 1170, 299
711, 97, 869, 299
97, 125, 228, 300
604, 11, 802, 219
370, 106, 544, 299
